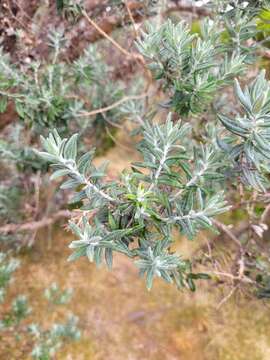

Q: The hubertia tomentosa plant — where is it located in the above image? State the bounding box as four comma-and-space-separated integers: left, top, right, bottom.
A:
38, 114, 230, 291
39, 69, 270, 292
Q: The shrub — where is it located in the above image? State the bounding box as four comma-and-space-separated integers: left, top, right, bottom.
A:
1, 0, 270, 301
38, 0, 270, 296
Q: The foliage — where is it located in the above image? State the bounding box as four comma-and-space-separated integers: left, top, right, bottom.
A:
1, 0, 270, 305
217, 70, 270, 191
0, 253, 80, 359
35, 0, 270, 296
44, 282, 73, 305
39, 115, 229, 289
136, 17, 247, 115
0, 35, 141, 244
29, 314, 80, 360
0, 37, 135, 135
0, 253, 19, 303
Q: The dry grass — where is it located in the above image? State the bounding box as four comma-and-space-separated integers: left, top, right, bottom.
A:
7, 226, 270, 360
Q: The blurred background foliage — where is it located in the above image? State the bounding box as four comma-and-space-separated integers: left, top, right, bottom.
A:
1, 0, 270, 359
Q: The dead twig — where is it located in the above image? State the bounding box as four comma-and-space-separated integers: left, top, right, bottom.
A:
206, 271, 254, 284
124, 0, 139, 38
217, 285, 239, 309
78, 93, 148, 117
212, 219, 245, 280
81, 9, 145, 64
166, 4, 211, 17
212, 219, 242, 249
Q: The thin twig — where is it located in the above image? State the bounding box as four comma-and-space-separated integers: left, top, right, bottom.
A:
206, 271, 254, 284
217, 285, 238, 309
213, 219, 245, 279
82, 9, 144, 64
105, 126, 134, 153
78, 93, 148, 117
165, 4, 211, 17
212, 219, 242, 248
125, 0, 139, 38
102, 113, 124, 129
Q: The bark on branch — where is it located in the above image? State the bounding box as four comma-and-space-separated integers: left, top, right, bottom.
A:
0, 210, 71, 234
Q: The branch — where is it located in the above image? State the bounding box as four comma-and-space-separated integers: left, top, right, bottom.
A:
217, 285, 238, 309
125, 0, 139, 38
212, 219, 245, 279
63, 160, 117, 203
77, 93, 148, 117
212, 219, 242, 249
208, 271, 254, 284
166, 4, 211, 17
67, 1, 210, 60
148, 143, 170, 192
81, 9, 144, 64
0, 210, 71, 234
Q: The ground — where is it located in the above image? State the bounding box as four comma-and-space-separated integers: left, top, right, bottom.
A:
12, 227, 270, 360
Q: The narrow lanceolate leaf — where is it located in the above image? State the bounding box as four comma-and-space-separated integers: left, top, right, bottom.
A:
67, 247, 86, 262
68, 221, 82, 238
60, 179, 82, 190
50, 169, 71, 180
37, 152, 58, 163
218, 114, 249, 137
234, 79, 252, 114
105, 248, 113, 269
253, 132, 270, 154
77, 151, 94, 174
64, 134, 78, 160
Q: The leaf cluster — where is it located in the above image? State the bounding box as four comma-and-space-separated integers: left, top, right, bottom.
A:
0, 40, 127, 134
217, 70, 270, 191
136, 18, 247, 114
39, 115, 229, 289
